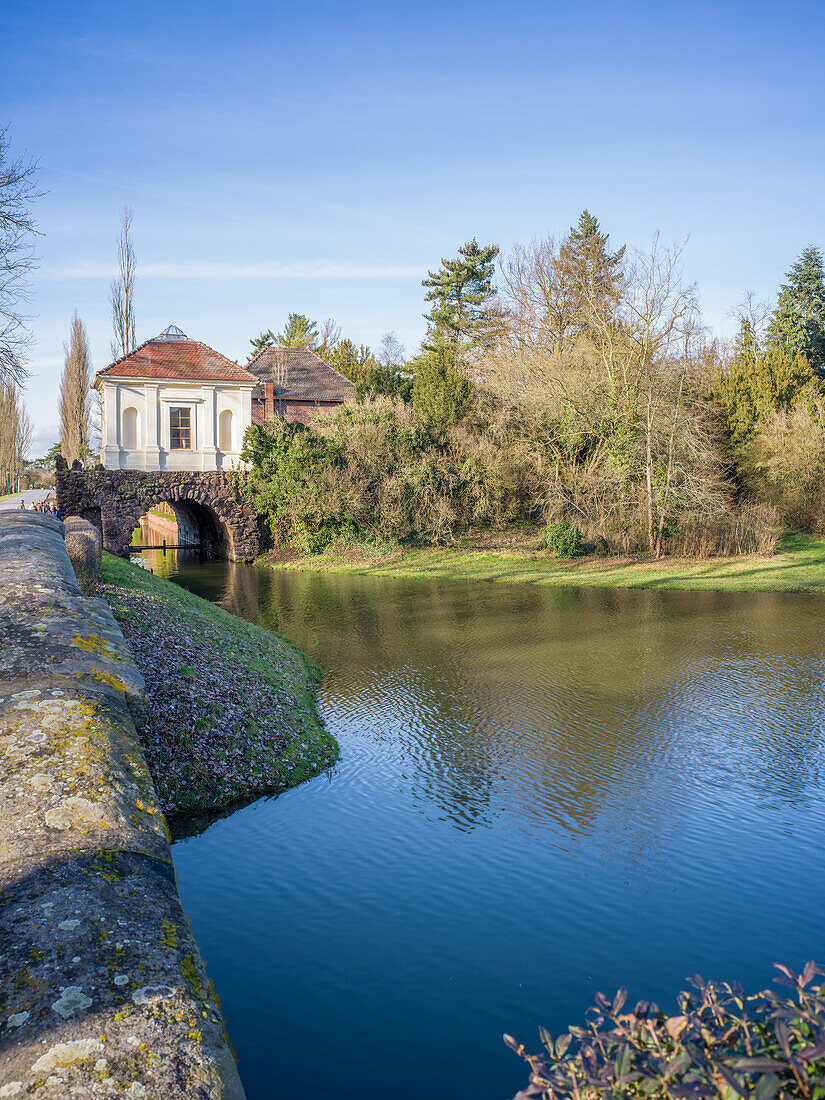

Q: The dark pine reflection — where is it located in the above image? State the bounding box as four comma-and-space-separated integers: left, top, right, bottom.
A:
136, 549, 825, 1100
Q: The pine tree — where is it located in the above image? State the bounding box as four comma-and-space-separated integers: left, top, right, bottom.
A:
767, 246, 825, 376
276, 313, 319, 349
422, 240, 499, 362
248, 329, 276, 361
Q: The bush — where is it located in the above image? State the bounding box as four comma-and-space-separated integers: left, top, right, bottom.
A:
738, 398, 825, 532
543, 520, 583, 558
666, 503, 782, 558
411, 344, 471, 436
507, 962, 825, 1100
242, 399, 541, 550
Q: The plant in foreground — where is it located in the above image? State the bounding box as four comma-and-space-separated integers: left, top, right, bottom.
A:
507, 963, 825, 1100
543, 520, 583, 558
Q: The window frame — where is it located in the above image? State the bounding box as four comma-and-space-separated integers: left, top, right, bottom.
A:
169, 406, 192, 450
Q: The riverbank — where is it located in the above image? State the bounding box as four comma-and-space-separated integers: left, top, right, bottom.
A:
101, 552, 338, 818
0, 513, 245, 1098
260, 531, 825, 593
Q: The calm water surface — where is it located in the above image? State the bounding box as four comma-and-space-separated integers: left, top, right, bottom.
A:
140, 551, 825, 1100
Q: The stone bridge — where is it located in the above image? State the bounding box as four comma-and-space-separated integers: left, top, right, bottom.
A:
55, 461, 260, 562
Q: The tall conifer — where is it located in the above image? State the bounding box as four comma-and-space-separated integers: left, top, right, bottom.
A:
767, 245, 825, 376
422, 240, 500, 362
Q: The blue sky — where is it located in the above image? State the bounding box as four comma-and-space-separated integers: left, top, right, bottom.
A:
3, 0, 825, 454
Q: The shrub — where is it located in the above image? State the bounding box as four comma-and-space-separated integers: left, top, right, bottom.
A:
507, 962, 825, 1100
411, 344, 471, 436
543, 520, 583, 558
738, 397, 825, 532
667, 503, 782, 558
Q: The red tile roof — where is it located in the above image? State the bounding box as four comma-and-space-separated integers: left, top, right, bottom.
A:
97, 334, 258, 384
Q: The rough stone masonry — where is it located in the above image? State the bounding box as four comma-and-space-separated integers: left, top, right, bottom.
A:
56, 460, 260, 563
0, 510, 246, 1098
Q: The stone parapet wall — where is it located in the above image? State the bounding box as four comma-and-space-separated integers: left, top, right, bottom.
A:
56, 464, 260, 562
63, 516, 102, 595
0, 511, 246, 1098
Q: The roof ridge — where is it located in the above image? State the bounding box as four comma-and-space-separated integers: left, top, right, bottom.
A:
96, 336, 258, 383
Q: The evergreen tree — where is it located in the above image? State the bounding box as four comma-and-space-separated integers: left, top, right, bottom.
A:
422, 239, 500, 362
356, 362, 413, 403
411, 343, 471, 435
276, 313, 319, 349
248, 329, 276, 361
767, 246, 825, 376
562, 209, 625, 315
713, 317, 815, 444
326, 338, 376, 382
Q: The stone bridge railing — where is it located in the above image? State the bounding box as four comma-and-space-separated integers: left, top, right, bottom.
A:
0, 511, 246, 1098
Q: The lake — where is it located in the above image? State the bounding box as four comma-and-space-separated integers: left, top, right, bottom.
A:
138, 550, 825, 1100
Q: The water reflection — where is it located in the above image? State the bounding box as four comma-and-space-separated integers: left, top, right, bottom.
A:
138, 550, 825, 1100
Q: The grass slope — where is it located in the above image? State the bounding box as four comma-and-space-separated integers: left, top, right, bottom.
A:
102, 552, 338, 816
262, 532, 825, 594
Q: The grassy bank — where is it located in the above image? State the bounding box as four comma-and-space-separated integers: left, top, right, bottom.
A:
101, 552, 338, 818
261, 531, 825, 593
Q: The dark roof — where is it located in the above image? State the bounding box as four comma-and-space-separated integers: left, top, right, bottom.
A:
246, 346, 356, 402
97, 331, 258, 384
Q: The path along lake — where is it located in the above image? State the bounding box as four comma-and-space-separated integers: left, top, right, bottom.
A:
137, 551, 825, 1100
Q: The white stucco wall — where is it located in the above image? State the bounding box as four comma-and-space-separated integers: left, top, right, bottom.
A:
98, 379, 253, 471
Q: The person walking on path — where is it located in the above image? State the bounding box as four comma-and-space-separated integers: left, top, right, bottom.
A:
17, 499, 25, 510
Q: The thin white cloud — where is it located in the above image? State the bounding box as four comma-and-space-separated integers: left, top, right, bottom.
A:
28, 423, 59, 460
40, 260, 423, 282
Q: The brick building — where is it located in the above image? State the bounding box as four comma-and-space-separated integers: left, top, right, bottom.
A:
246, 346, 356, 426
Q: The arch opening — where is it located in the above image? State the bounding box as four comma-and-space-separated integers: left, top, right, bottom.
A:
130, 498, 232, 559
218, 409, 233, 452
122, 406, 140, 450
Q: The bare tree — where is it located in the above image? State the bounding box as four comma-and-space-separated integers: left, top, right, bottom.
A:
59, 312, 92, 464
728, 288, 772, 348
378, 331, 405, 368
485, 234, 729, 556
317, 318, 342, 359
0, 126, 40, 387
0, 381, 32, 493
498, 235, 580, 356
110, 206, 136, 360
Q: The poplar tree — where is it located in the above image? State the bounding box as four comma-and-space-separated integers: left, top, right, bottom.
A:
59, 312, 92, 464
767, 245, 825, 376
109, 207, 136, 361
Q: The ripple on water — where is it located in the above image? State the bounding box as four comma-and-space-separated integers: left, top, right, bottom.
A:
156, 556, 825, 1100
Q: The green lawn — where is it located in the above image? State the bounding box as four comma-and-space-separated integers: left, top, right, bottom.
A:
262, 532, 825, 593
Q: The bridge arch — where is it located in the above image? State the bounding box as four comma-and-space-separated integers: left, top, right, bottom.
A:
56, 465, 260, 563
132, 497, 232, 556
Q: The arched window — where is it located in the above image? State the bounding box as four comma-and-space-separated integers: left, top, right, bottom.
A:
122, 407, 139, 450
219, 409, 233, 452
